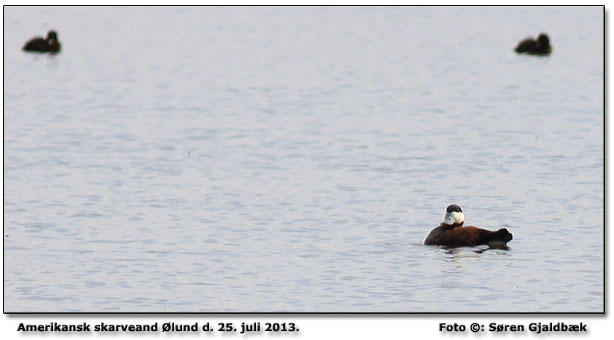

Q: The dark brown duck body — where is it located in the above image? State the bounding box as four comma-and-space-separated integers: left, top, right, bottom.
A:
424, 223, 513, 247
424, 204, 513, 248
23, 30, 61, 53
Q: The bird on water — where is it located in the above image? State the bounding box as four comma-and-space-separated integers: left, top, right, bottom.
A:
514, 33, 551, 55
23, 30, 61, 53
423, 204, 513, 248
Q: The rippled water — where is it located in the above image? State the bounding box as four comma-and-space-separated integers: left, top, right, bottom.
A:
3, 6, 603, 312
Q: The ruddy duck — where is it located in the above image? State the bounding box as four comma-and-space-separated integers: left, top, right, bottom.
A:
423, 204, 513, 248
23, 30, 61, 53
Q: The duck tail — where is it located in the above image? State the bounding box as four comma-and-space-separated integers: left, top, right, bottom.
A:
496, 228, 513, 242
485, 228, 513, 249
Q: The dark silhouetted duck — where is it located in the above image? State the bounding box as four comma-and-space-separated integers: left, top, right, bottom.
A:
23, 30, 61, 53
515, 33, 551, 55
423, 204, 513, 248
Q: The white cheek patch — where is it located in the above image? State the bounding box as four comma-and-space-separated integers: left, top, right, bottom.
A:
443, 210, 465, 225
453, 212, 465, 224
443, 212, 460, 225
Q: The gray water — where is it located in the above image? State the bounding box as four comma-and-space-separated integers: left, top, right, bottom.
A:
3, 6, 603, 313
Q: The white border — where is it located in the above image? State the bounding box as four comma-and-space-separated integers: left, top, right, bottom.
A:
1, 1, 608, 339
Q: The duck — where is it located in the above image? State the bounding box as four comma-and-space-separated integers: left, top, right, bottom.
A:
423, 204, 513, 248
23, 30, 61, 53
515, 33, 551, 55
